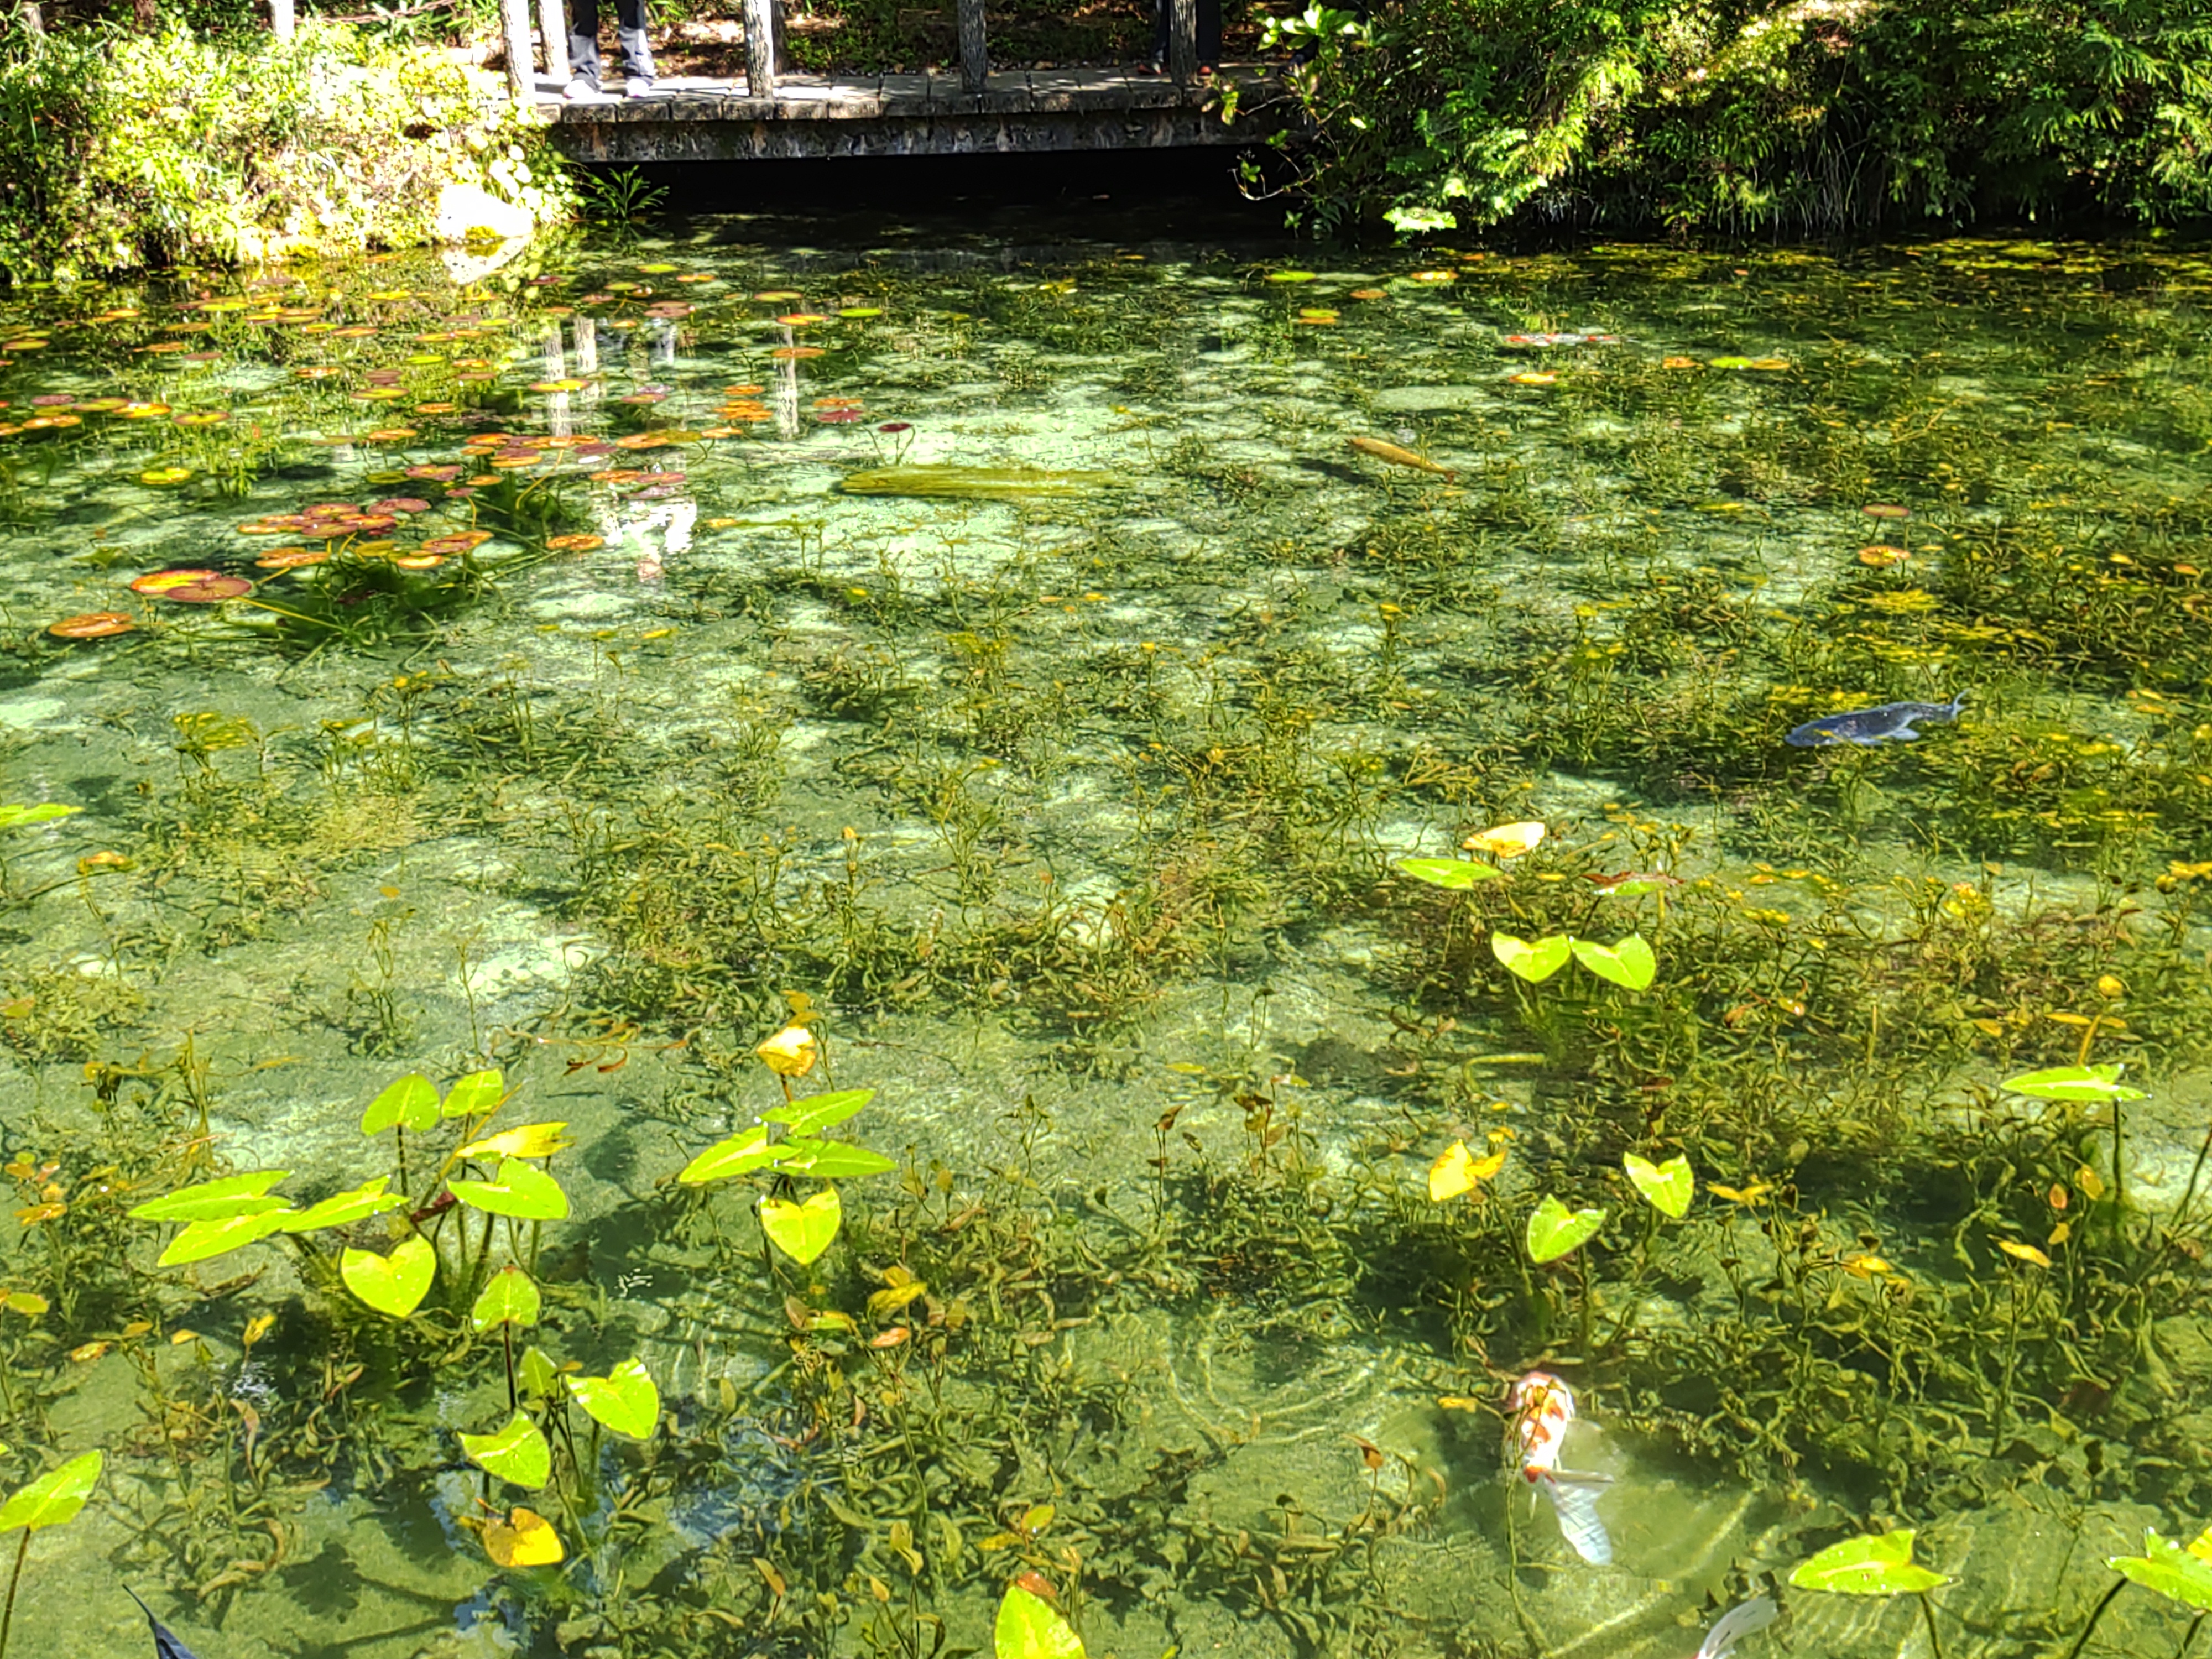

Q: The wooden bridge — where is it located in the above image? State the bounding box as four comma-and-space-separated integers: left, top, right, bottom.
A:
486, 0, 1280, 162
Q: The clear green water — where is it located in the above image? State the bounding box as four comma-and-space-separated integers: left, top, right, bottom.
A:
4, 225, 2212, 1659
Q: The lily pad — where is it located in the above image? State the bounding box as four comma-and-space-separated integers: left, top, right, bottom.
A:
2001, 1063, 2145, 1102
1526, 1194, 1606, 1263
1395, 857, 1503, 890
448, 1159, 570, 1221
1569, 933, 1657, 990
341, 1236, 435, 1318
0, 1449, 102, 1532
2109, 1530, 2212, 1613
760, 1186, 843, 1264
361, 1073, 439, 1136
460, 1411, 551, 1489
1493, 933, 1572, 982
472, 1265, 542, 1331
1623, 1152, 1694, 1218
1790, 1528, 1947, 1595
997, 1577, 1085, 1659
566, 1357, 659, 1438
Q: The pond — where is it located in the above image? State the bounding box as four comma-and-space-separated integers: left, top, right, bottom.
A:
2, 214, 2212, 1659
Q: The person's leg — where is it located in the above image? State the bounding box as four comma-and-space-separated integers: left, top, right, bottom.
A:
567, 0, 602, 91
613, 0, 654, 86
1149, 0, 1167, 70
1195, 0, 1219, 65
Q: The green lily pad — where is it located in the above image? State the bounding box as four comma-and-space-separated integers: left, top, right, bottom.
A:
997, 1579, 1086, 1659
2001, 1063, 2145, 1102
760, 1186, 842, 1264
279, 1177, 405, 1233
460, 1411, 551, 1489
472, 1265, 542, 1331
1570, 933, 1656, 990
440, 1067, 505, 1119
566, 1357, 659, 1439
761, 1087, 875, 1138
771, 1140, 897, 1180
1526, 1194, 1606, 1263
130, 1170, 291, 1223
158, 1208, 296, 1266
1622, 1152, 1694, 1219
341, 1235, 435, 1319
448, 1159, 570, 1221
2109, 1530, 2212, 1613
1790, 1529, 1948, 1595
361, 1073, 439, 1135
1493, 933, 1572, 982
518, 1345, 560, 1400
1395, 857, 1503, 890
0, 1449, 102, 1532
679, 1125, 778, 1185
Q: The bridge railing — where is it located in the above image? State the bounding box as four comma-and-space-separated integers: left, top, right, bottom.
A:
493, 0, 1204, 101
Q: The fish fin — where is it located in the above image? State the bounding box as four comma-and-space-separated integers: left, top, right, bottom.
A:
1540, 1474, 1613, 1565
1695, 1592, 1778, 1659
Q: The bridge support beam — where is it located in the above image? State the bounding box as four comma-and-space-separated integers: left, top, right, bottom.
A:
538, 0, 569, 84
1167, 0, 1196, 82
270, 0, 292, 40
744, 0, 778, 95
957, 0, 986, 92
500, 0, 534, 101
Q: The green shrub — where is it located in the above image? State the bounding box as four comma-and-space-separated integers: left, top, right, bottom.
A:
0, 22, 573, 280
1261, 0, 2212, 236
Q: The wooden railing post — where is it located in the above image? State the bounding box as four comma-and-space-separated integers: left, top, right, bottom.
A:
957, 0, 985, 92
743, 0, 777, 96
269, 0, 293, 41
538, 0, 569, 83
1167, 0, 1196, 83
500, 0, 534, 101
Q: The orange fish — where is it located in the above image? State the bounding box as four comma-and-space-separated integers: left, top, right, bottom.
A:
1348, 436, 1453, 478
1507, 1370, 1613, 1563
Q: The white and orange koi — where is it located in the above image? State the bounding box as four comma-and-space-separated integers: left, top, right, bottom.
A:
1506, 1370, 1613, 1565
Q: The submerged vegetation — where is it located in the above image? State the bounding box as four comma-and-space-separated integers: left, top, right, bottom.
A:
3, 230, 2212, 1655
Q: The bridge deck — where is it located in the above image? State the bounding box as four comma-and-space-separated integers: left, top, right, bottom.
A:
539, 62, 1278, 162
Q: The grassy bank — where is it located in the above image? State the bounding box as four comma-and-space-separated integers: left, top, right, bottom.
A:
0, 23, 571, 282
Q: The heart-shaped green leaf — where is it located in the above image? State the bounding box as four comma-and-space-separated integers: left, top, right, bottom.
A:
448, 1159, 569, 1221
1623, 1152, 1694, 1219
678, 1125, 778, 1186
341, 1235, 435, 1319
472, 1265, 542, 1331
361, 1073, 439, 1136
760, 1186, 843, 1264
1395, 857, 1503, 890
996, 1579, 1085, 1659
1570, 933, 1656, 991
566, 1358, 658, 1439
2110, 1530, 2212, 1613
762, 1088, 875, 1138
1526, 1194, 1607, 1264
158, 1209, 296, 1266
1790, 1529, 1948, 1595
441, 1067, 505, 1120
2000, 1063, 2145, 1103
460, 1411, 551, 1489
0, 804, 80, 831
772, 1140, 896, 1180
1493, 933, 1572, 983
458, 1121, 573, 1161
0, 1449, 102, 1532
279, 1177, 404, 1233
129, 1170, 291, 1223
518, 1345, 560, 1400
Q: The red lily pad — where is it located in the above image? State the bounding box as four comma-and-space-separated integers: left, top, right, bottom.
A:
49, 612, 137, 639
129, 569, 254, 602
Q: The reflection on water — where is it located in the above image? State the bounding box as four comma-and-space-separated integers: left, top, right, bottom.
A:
3, 225, 2212, 1657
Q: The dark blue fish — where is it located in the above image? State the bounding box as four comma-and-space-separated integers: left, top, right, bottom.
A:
1786, 693, 1965, 748
124, 1588, 200, 1659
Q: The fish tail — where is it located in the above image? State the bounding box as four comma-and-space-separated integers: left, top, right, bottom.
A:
1538, 1472, 1613, 1565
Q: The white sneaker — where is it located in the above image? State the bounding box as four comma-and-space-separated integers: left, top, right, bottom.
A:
564, 76, 598, 99
624, 74, 658, 98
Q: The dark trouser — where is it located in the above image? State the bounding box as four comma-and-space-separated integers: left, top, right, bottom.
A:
568, 0, 653, 86
1152, 0, 1220, 66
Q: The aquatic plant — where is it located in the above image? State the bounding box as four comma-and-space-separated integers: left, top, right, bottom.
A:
837, 465, 1116, 500
0, 1450, 101, 1659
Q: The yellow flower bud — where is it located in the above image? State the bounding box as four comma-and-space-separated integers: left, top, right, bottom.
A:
2095, 974, 2125, 1000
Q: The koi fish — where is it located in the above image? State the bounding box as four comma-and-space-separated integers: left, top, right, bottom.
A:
1785, 693, 1965, 747
1348, 436, 1453, 478
1694, 1592, 1778, 1659
1507, 1370, 1613, 1564
124, 1588, 201, 1659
